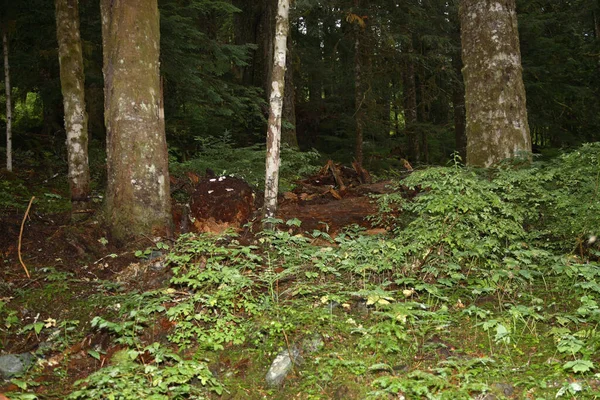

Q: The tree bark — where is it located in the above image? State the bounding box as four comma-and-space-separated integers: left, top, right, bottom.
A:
3, 31, 12, 172
452, 52, 467, 161
55, 0, 90, 208
282, 37, 298, 148
353, 0, 365, 167
402, 36, 419, 163
101, 0, 171, 241
595, 10, 600, 69
263, 0, 290, 219
232, 0, 277, 99
460, 0, 532, 167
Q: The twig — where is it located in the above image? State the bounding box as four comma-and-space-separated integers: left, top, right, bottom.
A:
281, 327, 297, 375
18, 196, 35, 278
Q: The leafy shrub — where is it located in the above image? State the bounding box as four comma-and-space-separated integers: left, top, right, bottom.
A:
165, 233, 263, 350
68, 345, 222, 399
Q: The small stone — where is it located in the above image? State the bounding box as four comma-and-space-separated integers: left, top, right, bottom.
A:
302, 334, 324, 354
265, 346, 302, 387
0, 353, 36, 379
492, 383, 514, 397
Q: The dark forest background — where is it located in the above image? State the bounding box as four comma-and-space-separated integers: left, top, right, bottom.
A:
1, 0, 599, 169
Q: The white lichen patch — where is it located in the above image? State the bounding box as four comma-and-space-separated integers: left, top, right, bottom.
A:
157, 174, 166, 200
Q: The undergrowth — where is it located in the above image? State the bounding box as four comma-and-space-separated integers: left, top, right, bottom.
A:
5, 144, 600, 399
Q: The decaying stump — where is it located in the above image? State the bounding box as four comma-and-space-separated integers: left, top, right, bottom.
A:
187, 175, 255, 233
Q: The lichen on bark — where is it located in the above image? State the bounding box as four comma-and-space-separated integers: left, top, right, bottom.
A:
101, 0, 172, 241
56, 0, 90, 206
263, 0, 290, 219
460, 0, 532, 167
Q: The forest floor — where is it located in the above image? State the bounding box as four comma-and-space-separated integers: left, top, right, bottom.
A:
0, 155, 599, 399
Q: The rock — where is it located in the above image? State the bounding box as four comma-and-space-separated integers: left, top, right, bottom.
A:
265, 346, 302, 387
473, 383, 514, 400
0, 353, 35, 379
491, 383, 514, 397
302, 334, 324, 354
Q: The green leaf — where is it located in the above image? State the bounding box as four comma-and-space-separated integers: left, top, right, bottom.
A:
563, 359, 594, 373
11, 379, 28, 390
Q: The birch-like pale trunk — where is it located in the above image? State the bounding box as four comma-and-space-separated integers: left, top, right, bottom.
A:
460, 0, 532, 167
55, 0, 90, 207
3, 31, 12, 172
101, 0, 172, 241
263, 0, 290, 219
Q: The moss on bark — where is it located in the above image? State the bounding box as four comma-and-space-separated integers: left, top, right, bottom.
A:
101, 0, 172, 241
55, 0, 91, 205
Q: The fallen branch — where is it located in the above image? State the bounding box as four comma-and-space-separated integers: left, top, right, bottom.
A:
18, 196, 35, 278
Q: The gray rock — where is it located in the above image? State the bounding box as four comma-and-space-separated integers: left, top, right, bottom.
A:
0, 353, 35, 379
492, 383, 514, 397
265, 346, 302, 387
302, 334, 324, 354
473, 383, 515, 400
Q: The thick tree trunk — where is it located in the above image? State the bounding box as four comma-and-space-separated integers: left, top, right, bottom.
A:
460, 0, 532, 167
3, 31, 12, 172
282, 38, 298, 148
101, 0, 171, 241
402, 37, 419, 163
55, 0, 91, 208
263, 0, 290, 219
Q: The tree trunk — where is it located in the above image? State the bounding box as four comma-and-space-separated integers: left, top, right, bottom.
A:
3, 31, 12, 172
306, 13, 322, 107
459, 0, 532, 167
101, 0, 171, 241
595, 10, 600, 69
353, 1, 365, 167
263, 0, 290, 219
55, 0, 90, 209
452, 52, 467, 161
402, 37, 419, 163
282, 37, 298, 148
233, 0, 277, 99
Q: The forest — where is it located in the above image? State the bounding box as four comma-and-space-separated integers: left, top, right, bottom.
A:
0, 0, 599, 398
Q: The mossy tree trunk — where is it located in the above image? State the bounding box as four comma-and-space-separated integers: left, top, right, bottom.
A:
55, 0, 90, 209
100, 0, 171, 241
264, 0, 290, 219
3, 30, 11, 172
460, 0, 531, 167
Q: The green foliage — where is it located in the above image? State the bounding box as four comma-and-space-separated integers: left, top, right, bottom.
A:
171, 133, 321, 191
165, 232, 262, 350
160, 0, 264, 150
9, 145, 598, 399
68, 345, 223, 399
